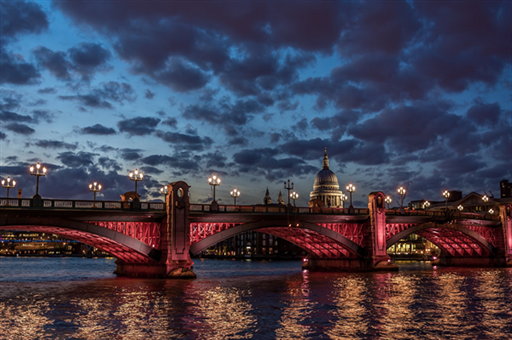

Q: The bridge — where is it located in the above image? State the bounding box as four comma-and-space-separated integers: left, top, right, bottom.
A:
1, 182, 511, 278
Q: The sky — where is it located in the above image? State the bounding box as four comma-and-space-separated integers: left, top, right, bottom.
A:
0, 0, 511, 207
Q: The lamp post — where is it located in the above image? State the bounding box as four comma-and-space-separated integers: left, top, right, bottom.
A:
341, 193, 348, 208
482, 195, 489, 203
290, 191, 299, 206
88, 182, 102, 202
397, 186, 406, 213
29, 162, 47, 199
284, 179, 294, 205
488, 208, 495, 215
208, 174, 221, 203
160, 185, 168, 204
1, 177, 16, 199
385, 196, 392, 209
443, 190, 450, 210
230, 188, 240, 205
128, 169, 143, 198
457, 205, 464, 212
346, 183, 355, 208
423, 200, 431, 210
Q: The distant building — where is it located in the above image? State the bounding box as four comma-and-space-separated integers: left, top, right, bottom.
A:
263, 187, 272, 205
501, 179, 512, 198
310, 148, 344, 207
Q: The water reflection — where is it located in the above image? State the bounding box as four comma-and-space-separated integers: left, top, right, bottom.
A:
2, 258, 512, 339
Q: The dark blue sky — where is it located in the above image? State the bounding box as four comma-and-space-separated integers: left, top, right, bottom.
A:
1, 1, 511, 206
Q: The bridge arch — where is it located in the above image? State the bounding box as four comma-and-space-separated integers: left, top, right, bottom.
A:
0, 216, 161, 263
190, 220, 365, 259
386, 222, 497, 257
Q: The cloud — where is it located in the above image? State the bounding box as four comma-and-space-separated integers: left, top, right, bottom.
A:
144, 89, 155, 99
80, 124, 117, 135
466, 101, 501, 126
59, 81, 136, 108
37, 87, 56, 94
0, 110, 33, 123
119, 148, 143, 161
0, 48, 40, 85
68, 42, 111, 75
98, 156, 122, 171
0, 132, 6, 140
56, 151, 97, 168
118, 116, 160, 136
5, 123, 35, 135
0, 1, 48, 40
33, 46, 71, 80
162, 117, 178, 129
35, 139, 78, 150
155, 130, 213, 151
140, 154, 199, 171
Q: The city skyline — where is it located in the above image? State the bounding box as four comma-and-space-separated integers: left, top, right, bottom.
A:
1, 1, 511, 206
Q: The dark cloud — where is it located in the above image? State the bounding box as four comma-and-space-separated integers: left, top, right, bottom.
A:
0, 110, 33, 123
140, 154, 199, 171
119, 148, 143, 161
183, 98, 265, 127
32, 110, 55, 123
0, 1, 48, 39
153, 58, 209, 92
144, 89, 155, 99
466, 101, 501, 126
155, 130, 213, 151
0, 48, 40, 85
33, 46, 71, 80
5, 123, 35, 135
139, 166, 163, 175
162, 117, 178, 129
59, 81, 136, 108
204, 151, 228, 168
37, 87, 56, 94
118, 116, 160, 136
68, 42, 111, 75
35, 140, 78, 150
98, 156, 122, 172
0, 132, 6, 140
57, 151, 97, 168
80, 124, 117, 135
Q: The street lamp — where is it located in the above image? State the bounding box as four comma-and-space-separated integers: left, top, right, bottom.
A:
284, 179, 294, 205
385, 196, 392, 209
128, 169, 143, 197
230, 188, 240, 205
423, 200, 431, 210
88, 182, 102, 202
489, 208, 495, 215
208, 174, 221, 203
346, 183, 355, 208
482, 195, 489, 203
160, 185, 168, 203
29, 162, 47, 199
397, 186, 406, 213
341, 193, 348, 208
1, 177, 16, 199
290, 191, 299, 206
443, 190, 450, 210
457, 205, 464, 212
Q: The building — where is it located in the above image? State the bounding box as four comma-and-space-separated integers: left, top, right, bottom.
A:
309, 148, 344, 207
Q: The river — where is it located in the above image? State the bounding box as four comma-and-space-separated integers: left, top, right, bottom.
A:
1, 257, 512, 339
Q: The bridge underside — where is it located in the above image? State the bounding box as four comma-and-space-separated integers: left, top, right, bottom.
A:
0, 224, 159, 264
258, 227, 355, 259
415, 228, 492, 257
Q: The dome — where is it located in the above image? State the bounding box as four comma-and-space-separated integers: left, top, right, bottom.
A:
310, 148, 344, 207
314, 169, 340, 189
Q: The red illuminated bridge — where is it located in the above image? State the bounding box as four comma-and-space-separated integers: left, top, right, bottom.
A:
1, 181, 511, 278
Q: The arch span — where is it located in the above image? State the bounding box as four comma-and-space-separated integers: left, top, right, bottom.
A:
189, 220, 365, 258
0, 216, 161, 263
386, 222, 496, 257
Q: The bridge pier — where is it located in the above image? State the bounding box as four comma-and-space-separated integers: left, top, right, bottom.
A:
114, 181, 196, 279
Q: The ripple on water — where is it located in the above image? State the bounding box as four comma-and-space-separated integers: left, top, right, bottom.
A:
1, 258, 512, 339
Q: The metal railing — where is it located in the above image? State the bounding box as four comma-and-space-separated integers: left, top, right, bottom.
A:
189, 204, 370, 215
385, 208, 499, 221
0, 198, 165, 211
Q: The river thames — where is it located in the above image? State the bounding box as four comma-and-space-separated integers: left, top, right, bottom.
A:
1, 257, 512, 339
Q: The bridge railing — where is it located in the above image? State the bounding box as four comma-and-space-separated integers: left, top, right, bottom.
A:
385, 209, 500, 221
0, 198, 165, 211
189, 204, 370, 215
